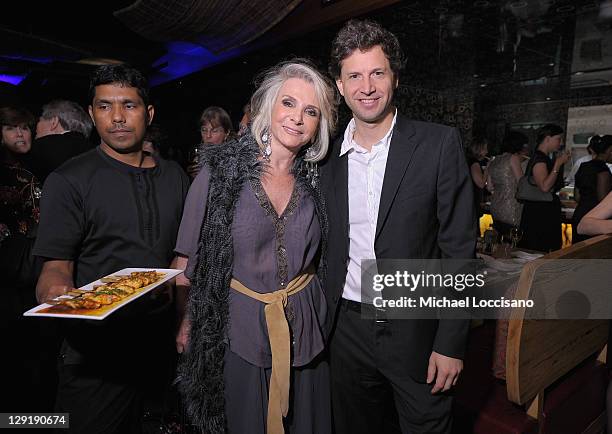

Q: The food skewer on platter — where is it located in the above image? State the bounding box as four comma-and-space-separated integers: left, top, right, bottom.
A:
48, 271, 164, 310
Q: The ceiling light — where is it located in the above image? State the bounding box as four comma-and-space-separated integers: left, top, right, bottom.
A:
556, 5, 575, 13
77, 58, 123, 66
546, 97, 551, 101
580, 3, 599, 13
510, 1, 528, 8
575, 71, 584, 75
0, 74, 26, 86
480, 83, 487, 87
549, 62, 555, 66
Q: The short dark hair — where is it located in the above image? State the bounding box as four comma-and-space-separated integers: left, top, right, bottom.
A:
144, 123, 167, 151
329, 19, 405, 79
502, 130, 528, 154
88, 64, 150, 106
0, 106, 35, 130
536, 123, 563, 145
590, 135, 612, 155
466, 136, 488, 160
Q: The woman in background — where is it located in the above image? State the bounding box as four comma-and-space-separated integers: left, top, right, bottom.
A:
188, 106, 235, 178
198, 106, 234, 145
0, 106, 40, 307
466, 137, 489, 234
0, 105, 52, 412
519, 124, 570, 252
487, 131, 527, 237
572, 135, 612, 243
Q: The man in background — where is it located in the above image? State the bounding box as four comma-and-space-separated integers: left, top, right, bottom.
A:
27, 99, 93, 182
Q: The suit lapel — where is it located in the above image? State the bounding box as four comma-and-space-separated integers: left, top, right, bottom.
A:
332, 148, 349, 244
375, 116, 418, 240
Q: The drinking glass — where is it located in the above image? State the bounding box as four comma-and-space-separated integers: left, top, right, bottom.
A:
510, 227, 523, 249
190, 144, 203, 166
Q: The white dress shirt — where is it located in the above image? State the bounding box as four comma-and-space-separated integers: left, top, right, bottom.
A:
566, 154, 592, 185
340, 110, 397, 302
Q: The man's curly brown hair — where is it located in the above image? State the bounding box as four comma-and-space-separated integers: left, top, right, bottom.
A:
329, 19, 406, 79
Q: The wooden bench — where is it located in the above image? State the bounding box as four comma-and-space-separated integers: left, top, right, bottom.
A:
455, 235, 612, 434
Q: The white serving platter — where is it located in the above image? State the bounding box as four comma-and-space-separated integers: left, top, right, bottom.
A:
23, 268, 182, 320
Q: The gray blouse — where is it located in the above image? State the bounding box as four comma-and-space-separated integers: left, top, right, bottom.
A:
175, 166, 327, 368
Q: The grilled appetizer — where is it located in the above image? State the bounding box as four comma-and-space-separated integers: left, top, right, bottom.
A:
51, 271, 164, 310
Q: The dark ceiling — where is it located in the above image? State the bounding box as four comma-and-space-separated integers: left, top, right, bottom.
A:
0, 0, 397, 95
0, 1, 161, 81
1, 0, 611, 107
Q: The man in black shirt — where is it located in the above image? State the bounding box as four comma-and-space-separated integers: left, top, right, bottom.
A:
33, 64, 189, 433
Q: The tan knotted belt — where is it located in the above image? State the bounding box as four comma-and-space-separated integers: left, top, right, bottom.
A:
230, 265, 315, 434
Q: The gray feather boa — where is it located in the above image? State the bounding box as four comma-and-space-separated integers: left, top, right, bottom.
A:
176, 132, 328, 433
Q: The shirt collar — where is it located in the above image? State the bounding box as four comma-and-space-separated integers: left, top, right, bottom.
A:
96, 146, 160, 174
340, 109, 397, 156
